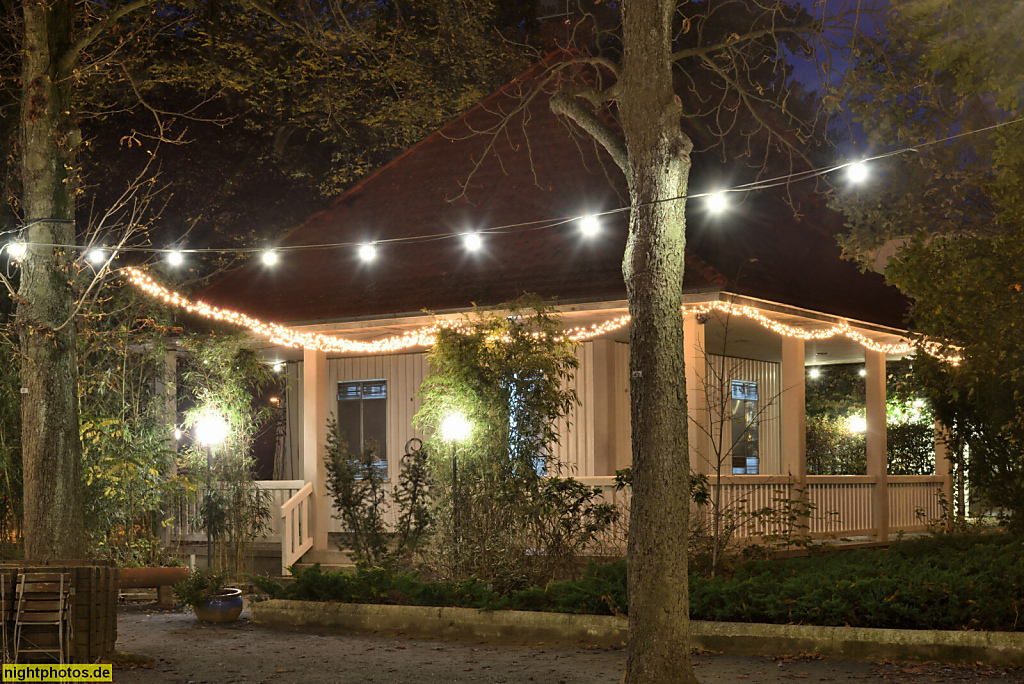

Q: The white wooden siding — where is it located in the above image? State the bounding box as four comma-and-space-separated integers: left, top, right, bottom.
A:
325, 352, 430, 476
280, 345, 782, 482
705, 354, 783, 476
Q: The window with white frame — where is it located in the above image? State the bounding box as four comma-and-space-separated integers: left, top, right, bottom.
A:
337, 380, 387, 475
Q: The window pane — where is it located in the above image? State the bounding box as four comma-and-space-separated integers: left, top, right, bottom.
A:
363, 397, 387, 465
336, 397, 362, 455
362, 380, 387, 400
338, 381, 362, 402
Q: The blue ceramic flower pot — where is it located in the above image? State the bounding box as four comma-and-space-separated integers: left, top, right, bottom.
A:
192, 587, 243, 623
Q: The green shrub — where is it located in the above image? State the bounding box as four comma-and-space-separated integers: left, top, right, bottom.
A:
690, 533, 1024, 630
173, 569, 227, 607
254, 534, 1024, 632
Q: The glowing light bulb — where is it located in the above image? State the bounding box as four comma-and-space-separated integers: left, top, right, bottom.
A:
463, 232, 482, 251
847, 415, 867, 433
262, 250, 278, 266
847, 161, 868, 183
167, 250, 184, 266
173, 428, 182, 441
809, 367, 821, 379
579, 214, 600, 237
706, 192, 728, 214
859, 368, 867, 377
439, 412, 472, 443
6, 241, 26, 260
359, 243, 376, 262
272, 362, 284, 373
195, 411, 228, 446
87, 249, 107, 265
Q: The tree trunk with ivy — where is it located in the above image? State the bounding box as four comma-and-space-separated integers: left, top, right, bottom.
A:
618, 1, 697, 681
17, 0, 87, 560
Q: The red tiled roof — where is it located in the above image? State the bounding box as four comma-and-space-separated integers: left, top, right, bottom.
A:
200, 58, 908, 330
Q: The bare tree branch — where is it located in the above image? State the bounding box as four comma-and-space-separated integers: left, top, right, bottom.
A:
550, 85, 627, 175
60, 0, 154, 75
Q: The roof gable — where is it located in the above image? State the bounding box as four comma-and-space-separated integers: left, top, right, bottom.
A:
200, 58, 908, 329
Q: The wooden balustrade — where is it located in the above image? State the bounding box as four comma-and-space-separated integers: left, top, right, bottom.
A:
280, 481, 314, 576
888, 475, 946, 531
164, 472, 949, 570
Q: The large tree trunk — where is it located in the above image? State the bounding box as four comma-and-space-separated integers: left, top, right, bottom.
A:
618, 0, 697, 682
17, 0, 87, 560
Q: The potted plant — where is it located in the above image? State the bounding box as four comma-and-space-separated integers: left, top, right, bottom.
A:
172, 569, 243, 623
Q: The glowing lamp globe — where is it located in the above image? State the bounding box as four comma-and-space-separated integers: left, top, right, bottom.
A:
359, 243, 377, 262
261, 250, 278, 266
706, 192, 728, 214
579, 214, 600, 237
808, 367, 821, 379
847, 415, 867, 434
439, 413, 472, 443
463, 232, 482, 251
847, 161, 868, 183
6, 241, 26, 260
87, 249, 107, 265
167, 250, 184, 266
195, 412, 229, 447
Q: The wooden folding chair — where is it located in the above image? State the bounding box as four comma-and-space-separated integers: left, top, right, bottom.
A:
13, 572, 74, 664
0, 573, 14, 663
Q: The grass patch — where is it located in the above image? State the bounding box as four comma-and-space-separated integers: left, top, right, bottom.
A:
254, 533, 1024, 631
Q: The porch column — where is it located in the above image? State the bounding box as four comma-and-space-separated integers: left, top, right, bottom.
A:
302, 347, 330, 552
591, 339, 615, 477
781, 337, 807, 528
684, 315, 710, 475
934, 421, 955, 531
865, 350, 888, 540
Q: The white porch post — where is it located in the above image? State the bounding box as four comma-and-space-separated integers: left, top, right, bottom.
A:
591, 339, 616, 477
781, 337, 807, 527
865, 350, 888, 540
684, 315, 710, 475
934, 421, 955, 530
302, 347, 330, 552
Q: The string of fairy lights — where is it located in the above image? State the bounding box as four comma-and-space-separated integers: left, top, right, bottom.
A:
122, 267, 961, 364
3, 115, 1022, 267
4, 118, 1011, 363
0, 154, 937, 267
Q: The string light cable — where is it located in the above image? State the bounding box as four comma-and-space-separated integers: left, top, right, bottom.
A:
4, 115, 1023, 261
123, 266, 960, 364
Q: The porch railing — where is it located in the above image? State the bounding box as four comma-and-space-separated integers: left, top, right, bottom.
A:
577, 473, 946, 542
280, 481, 314, 576
167, 472, 947, 567
168, 480, 309, 545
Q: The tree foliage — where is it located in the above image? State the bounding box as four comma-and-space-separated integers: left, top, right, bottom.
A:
414, 298, 616, 589
76, 290, 193, 565
179, 336, 275, 572
836, 1, 1024, 523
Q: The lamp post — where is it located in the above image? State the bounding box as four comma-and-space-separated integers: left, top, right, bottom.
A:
439, 412, 472, 569
195, 411, 228, 569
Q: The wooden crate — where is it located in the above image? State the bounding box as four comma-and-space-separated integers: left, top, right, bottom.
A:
0, 561, 119, 662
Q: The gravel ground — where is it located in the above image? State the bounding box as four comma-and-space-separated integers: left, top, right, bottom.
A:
112, 604, 1024, 683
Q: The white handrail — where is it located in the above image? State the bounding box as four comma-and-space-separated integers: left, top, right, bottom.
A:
280, 482, 314, 576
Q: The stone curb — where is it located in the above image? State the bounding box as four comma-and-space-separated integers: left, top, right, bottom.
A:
251, 600, 1024, 666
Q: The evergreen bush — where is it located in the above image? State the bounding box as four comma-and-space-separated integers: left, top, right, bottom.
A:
255, 533, 1024, 631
